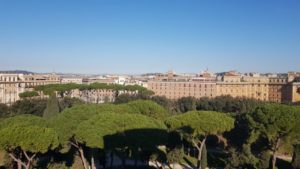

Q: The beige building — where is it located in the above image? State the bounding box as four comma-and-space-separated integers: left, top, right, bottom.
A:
0, 73, 60, 105
148, 71, 300, 103
290, 82, 300, 102
61, 77, 83, 84
147, 80, 217, 100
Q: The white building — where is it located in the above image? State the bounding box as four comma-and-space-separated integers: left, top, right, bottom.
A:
61, 77, 83, 84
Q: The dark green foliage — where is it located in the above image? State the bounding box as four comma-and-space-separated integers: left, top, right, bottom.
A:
173, 95, 261, 114
166, 111, 235, 169
176, 97, 197, 113
114, 92, 155, 104
151, 96, 172, 110
167, 148, 183, 165
196, 97, 211, 111
247, 104, 300, 144
225, 145, 258, 169
2, 95, 300, 169
196, 95, 262, 114
59, 97, 84, 110
165, 111, 235, 136
114, 93, 137, 104
0, 115, 59, 169
2, 96, 80, 119
49, 100, 168, 150
0, 104, 9, 118
257, 151, 271, 169
43, 95, 60, 119
225, 115, 251, 148
75, 113, 167, 149
293, 145, 300, 169
201, 144, 207, 169
127, 100, 169, 120
34, 83, 153, 96
10, 98, 47, 116
247, 104, 300, 169
47, 162, 69, 169
0, 114, 45, 129
19, 91, 39, 98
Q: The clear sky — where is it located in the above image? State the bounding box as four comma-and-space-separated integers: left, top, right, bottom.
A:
0, 0, 299, 74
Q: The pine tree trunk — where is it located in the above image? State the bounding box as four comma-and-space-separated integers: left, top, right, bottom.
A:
272, 138, 281, 169
8, 153, 25, 169
17, 161, 22, 169
25, 162, 31, 169
91, 154, 96, 169
197, 137, 207, 169
79, 147, 89, 169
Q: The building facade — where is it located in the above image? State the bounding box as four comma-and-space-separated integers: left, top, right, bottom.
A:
147, 71, 300, 103
147, 80, 217, 100
0, 73, 60, 105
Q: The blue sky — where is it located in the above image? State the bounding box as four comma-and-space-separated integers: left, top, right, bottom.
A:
0, 0, 299, 74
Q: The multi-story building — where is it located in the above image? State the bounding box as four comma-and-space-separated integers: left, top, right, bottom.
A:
61, 77, 83, 84
147, 79, 217, 100
288, 73, 300, 103
147, 71, 300, 103
148, 71, 217, 100
242, 74, 269, 101
268, 77, 289, 103
216, 71, 249, 98
0, 73, 60, 105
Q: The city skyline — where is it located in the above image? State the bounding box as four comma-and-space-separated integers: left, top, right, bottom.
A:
1, 0, 300, 74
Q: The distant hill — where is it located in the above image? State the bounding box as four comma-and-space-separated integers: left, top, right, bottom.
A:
0, 70, 34, 74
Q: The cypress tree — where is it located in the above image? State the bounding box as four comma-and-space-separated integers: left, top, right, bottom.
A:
43, 94, 60, 119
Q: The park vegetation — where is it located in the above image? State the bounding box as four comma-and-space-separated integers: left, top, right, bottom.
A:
31, 83, 154, 97
0, 93, 300, 169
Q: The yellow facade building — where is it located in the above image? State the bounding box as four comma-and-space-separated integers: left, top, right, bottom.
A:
148, 71, 300, 103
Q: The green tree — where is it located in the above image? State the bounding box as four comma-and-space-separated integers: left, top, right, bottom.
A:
0, 115, 59, 169
10, 98, 48, 117
151, 96, 172, 110
114, 93, 137, 104
0, 104, 9, 118
74, 113, 167, 169
43, 94, 60, 119
49, 101, 169, 169
225, 145, 258, 169
165, 111, 235, 169
176, 97, 197, 113
198, 95, 262, 114
19, 91, 39, 99
127, 100, 170, 120
34, 83, 153, 97
166, 148, 183, 169
247, 104, 300, 169
59, 97, 84, 111
196, 97, 212, 111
